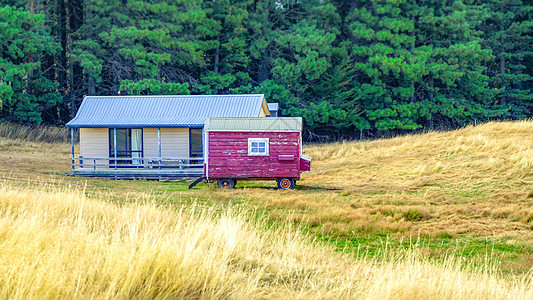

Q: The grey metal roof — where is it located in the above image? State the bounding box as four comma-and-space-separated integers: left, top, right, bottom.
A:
204, 117, 302, 132
267, 103, 279, 111
66, 94, 267, 128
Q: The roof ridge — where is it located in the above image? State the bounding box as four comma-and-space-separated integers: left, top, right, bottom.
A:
85, 94, 264, 98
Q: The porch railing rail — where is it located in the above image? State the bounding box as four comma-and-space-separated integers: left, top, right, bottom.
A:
72, 157, 204, 170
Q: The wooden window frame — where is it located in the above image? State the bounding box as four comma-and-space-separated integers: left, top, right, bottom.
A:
248, 138, 269, 156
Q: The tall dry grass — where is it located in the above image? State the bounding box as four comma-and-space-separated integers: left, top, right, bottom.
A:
0, 182, 532, 298
0, 122, 71, 143
304, 120, 533, 187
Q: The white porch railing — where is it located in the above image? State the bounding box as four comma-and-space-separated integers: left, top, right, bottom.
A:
72, 157, 204, 170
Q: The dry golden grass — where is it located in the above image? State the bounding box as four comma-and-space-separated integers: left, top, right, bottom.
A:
304, 120, 533, 189
1, 120, 533, 283
1, 121, 533, 238
0, 138, 70, 178
1, 120, 533, 239
0, 122, 70, 143
1, 182, 532, 299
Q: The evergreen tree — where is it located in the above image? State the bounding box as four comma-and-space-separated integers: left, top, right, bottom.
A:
199, 0, 253, 94
73, 0, 217, 96
0, 5, 61, 124
481, 0, 533, 119
346, 0, 497, 131
413, 0, 498, 128
0, 0, 531, 137
251, 0, 356, 137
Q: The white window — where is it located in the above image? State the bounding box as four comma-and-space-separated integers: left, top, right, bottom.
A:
248, 138, 269, 156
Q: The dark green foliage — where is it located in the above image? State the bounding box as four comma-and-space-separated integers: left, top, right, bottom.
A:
0, 0, 531, 139
346, 0, 500, 131
0, 5, 61, 124
73, 0, 218, 95
120, 79, 190, 95
480, 0, 533, 119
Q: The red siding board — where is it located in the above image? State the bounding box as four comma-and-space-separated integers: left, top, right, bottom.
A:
210, 158, 298, 164
208, 131, 302, 179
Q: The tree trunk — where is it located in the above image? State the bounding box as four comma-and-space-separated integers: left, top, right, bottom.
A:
28, 0, 39, 14
88, 77, 96, 95
410, 17, 415, 103
257, 52, 269, 83
428, 76, 435, 130
500, 55, 506, 106
67, 0, 75, 116
500, 23, 506, 107
214, 35, 220, 73
57, 0, 69, 117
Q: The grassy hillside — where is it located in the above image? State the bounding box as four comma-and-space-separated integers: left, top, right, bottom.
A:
0, 184, 532, 298
303, 120, 533, 237
1, 120, 533, 297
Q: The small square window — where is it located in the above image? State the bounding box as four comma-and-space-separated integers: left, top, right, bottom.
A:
248, 138, 269, 156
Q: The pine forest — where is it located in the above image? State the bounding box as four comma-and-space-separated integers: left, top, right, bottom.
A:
0, 0, 531, 140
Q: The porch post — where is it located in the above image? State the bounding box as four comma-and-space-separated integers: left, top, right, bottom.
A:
71, 128, 75, 170
157, 127, 161, 169
113, 128, 117, 170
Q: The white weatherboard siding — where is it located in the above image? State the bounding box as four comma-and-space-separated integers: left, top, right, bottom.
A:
143, 128, 189, 158
143, 128, 159, 158
79, 128, 108, 169
162, 128, 189, 157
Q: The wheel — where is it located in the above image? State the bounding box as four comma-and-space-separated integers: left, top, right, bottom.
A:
276, 178, 295, 190
217, 178, 235, 189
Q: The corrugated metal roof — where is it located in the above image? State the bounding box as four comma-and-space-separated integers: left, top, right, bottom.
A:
204, 117, 302, 132
66, 94, 267, 128
267, 103, 279, 111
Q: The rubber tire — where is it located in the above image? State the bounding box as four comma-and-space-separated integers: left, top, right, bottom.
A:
217, 178, 235, 189
276, 178, 295, 190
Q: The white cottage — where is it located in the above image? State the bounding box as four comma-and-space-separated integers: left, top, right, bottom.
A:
66, 94, 273, 179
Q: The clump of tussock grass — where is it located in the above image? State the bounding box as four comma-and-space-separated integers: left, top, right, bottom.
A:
0, 122, 70, 143
1, 183, 532, 298
402, 208, 432, 222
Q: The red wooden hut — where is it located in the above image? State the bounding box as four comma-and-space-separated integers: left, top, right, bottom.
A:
203, 117, 311, 189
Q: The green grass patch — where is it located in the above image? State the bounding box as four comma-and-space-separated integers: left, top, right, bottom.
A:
317, 233, 533, 275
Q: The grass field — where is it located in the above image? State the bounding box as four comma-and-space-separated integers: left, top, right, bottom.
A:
1, 120, 533, 297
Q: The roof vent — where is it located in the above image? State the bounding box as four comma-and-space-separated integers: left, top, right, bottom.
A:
267, 103, 279, 117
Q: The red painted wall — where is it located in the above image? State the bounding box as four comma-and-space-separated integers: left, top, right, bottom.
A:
207, 131, 301, 179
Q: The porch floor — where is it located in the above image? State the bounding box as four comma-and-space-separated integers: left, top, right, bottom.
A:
69, 168, 204, 180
